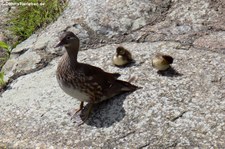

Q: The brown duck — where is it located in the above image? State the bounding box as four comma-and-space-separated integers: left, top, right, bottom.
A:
55, 31, 139, 123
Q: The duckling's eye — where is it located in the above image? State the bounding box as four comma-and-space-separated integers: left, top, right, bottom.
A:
120, 50, 125, 54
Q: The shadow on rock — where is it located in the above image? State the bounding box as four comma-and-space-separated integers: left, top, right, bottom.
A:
79, 93, 132, 128
157, 66, 182, 77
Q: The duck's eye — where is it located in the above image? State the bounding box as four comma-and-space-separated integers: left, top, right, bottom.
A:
66, 36, 71, 40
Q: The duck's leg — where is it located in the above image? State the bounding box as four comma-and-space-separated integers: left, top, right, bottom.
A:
67, 101, 84, 117
78, 103, 94, 126
68, 101, 94, 125
76, 101, 84, 113
81, 103, 94, 120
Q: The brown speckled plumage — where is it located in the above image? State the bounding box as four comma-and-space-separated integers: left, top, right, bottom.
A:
55, 31, 139, 123
57, 53, 126, 103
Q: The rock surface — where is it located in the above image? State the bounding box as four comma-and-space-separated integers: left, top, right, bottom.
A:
0, 0, 225, 148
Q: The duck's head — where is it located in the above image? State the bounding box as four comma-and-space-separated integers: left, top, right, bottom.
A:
55, 31, 80, 49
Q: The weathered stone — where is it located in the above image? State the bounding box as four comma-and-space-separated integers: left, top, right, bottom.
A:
1, 0, 172, 80
1, 0, 225, 148
2, 50, 42, 81
11, 34, 38, 54
0, 42, 225, 148
193, 32, 225, 50
71, 0, 171, 33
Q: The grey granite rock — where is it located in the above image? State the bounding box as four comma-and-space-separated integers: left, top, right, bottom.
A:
0, 42, 225, 148
193, 32, 225, 51
1, 0, 225, 148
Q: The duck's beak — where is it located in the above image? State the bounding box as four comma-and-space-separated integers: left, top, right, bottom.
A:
54, 40, 64, 48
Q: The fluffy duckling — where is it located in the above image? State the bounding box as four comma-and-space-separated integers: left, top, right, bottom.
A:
152, 53, 174, 71
112, 46, 133, 67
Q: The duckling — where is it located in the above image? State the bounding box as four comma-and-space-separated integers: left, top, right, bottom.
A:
152, 53, 174, 71
112, 46, 133, 67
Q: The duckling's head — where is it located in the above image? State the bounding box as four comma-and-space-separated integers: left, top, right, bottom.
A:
162, 55, 173, 64
55, 31, 80, 49
116, 46, 126, 55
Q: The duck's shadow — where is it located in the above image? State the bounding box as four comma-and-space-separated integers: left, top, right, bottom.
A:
75, 93, 131, 128
157, 67, 183, 77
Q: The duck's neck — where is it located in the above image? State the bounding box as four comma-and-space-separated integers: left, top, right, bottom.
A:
65, 44, 79, 63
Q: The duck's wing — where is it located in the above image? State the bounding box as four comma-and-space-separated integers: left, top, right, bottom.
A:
78, 63, 138, 98
110, 72, 121, 78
